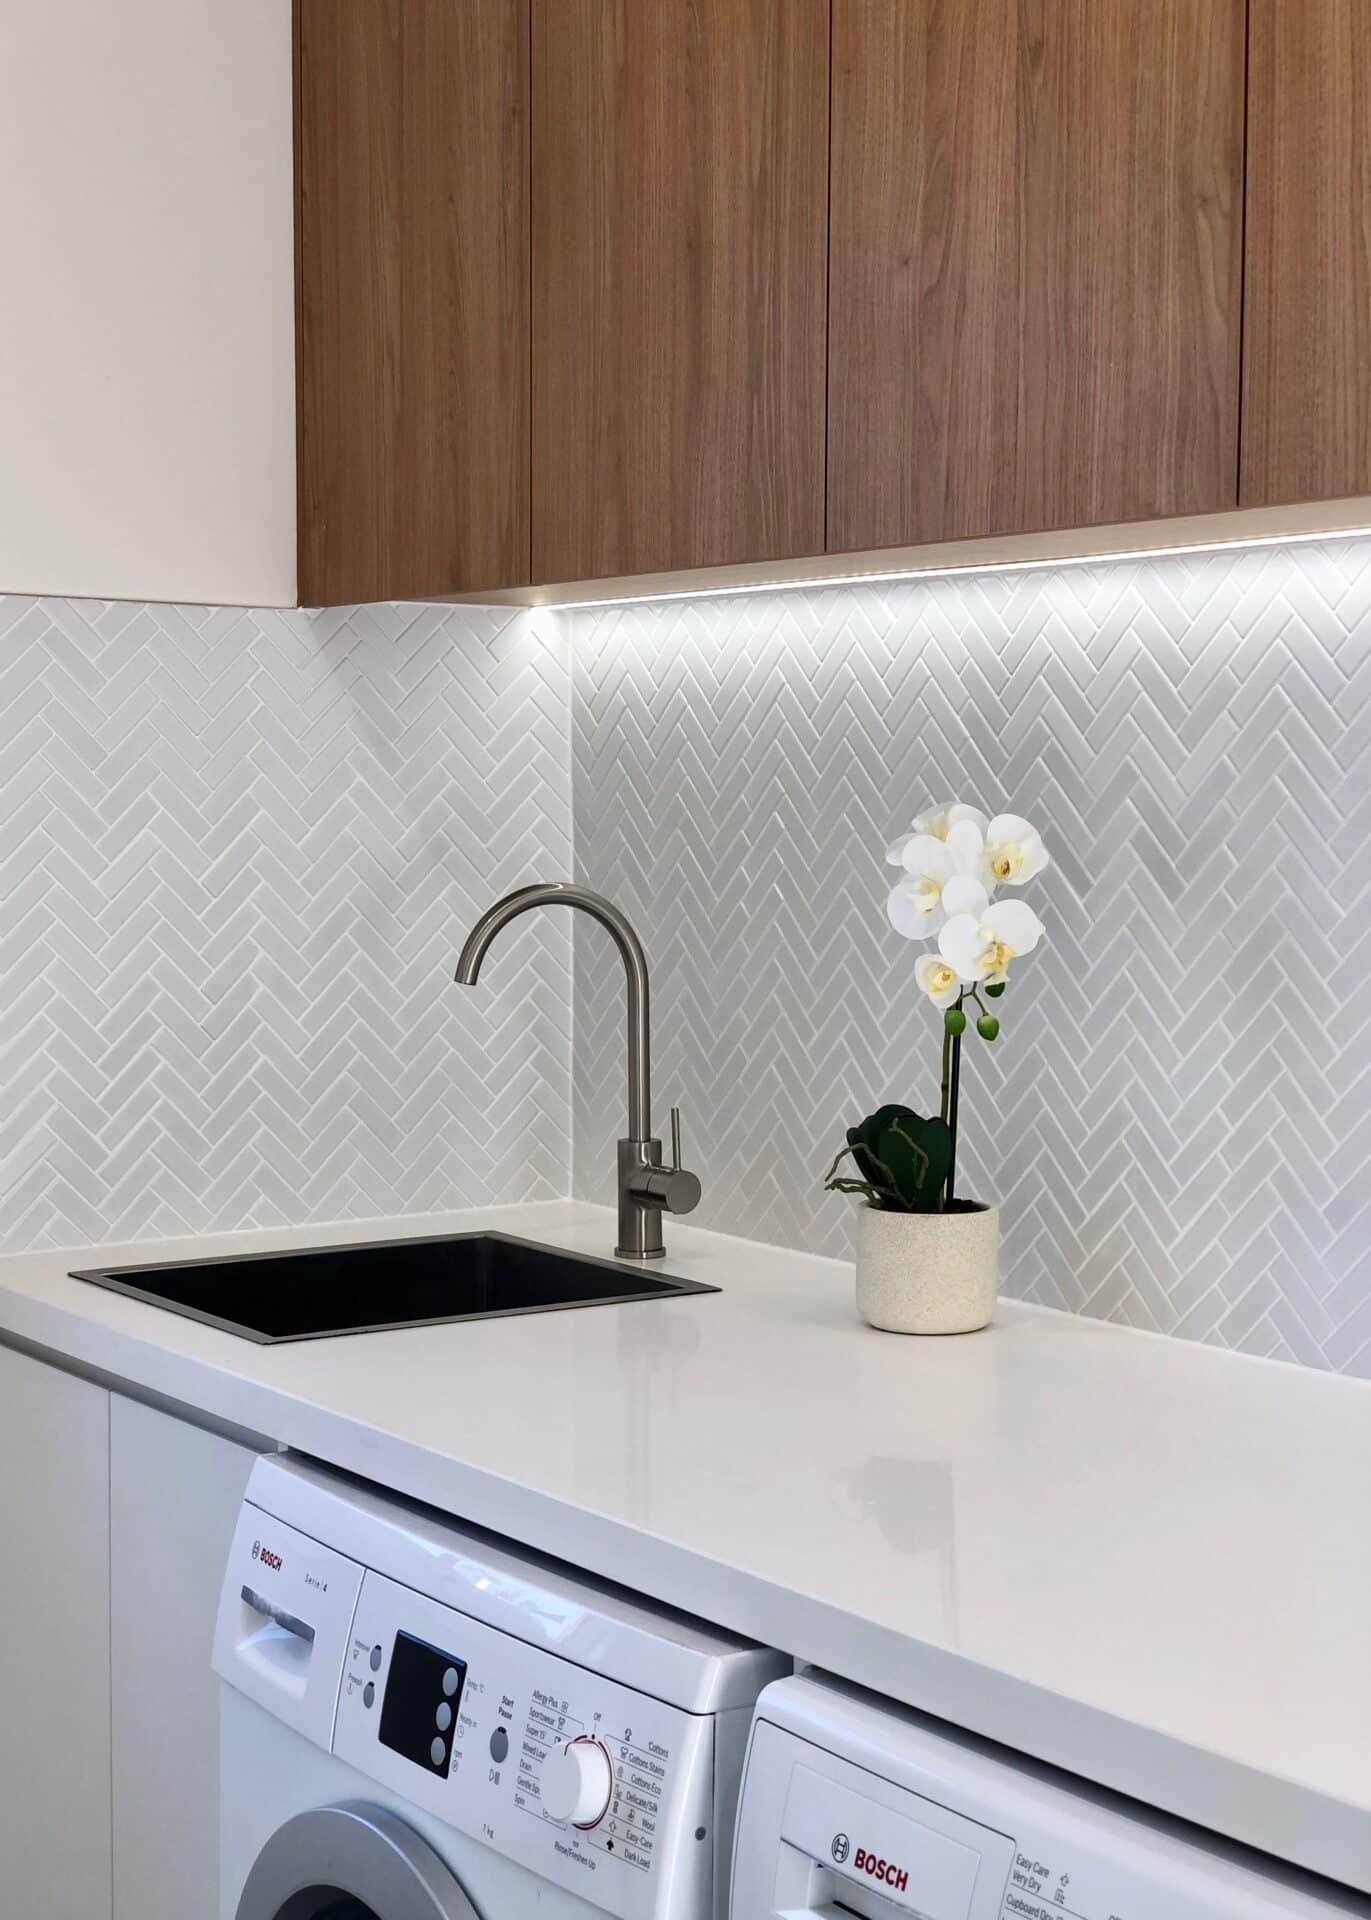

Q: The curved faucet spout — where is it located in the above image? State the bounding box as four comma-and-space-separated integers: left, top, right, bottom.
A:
455, 882, 651, 1142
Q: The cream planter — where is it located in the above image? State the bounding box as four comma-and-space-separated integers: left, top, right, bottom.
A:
854, 1203, 999, 1335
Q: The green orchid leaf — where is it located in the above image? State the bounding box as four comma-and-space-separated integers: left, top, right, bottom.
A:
827, 1107, 952, 1213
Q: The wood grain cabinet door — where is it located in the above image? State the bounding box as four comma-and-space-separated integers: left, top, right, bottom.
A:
827, 1, 1246, 554
531, 0, 830, 585
1243, 0, 1371, 506
296, 0, 530, 604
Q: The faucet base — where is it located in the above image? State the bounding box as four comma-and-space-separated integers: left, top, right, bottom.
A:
616, 1137, 666, 1259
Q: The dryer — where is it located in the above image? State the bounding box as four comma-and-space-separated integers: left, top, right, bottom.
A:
213, 1454, 787, 1920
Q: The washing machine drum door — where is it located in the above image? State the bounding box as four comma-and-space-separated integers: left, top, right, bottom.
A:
236, 1803, 478, 1920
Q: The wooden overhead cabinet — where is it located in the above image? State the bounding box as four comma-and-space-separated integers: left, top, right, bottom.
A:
826, 0, 1248, 555
1242, 0, 1371, 507
531, 0, 830, 585
296, 0, 531, 603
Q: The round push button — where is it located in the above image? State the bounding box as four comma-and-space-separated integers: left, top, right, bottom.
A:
489, 1726, 509, 1763
435, 1702, 453, 1733
362, 1682, 375, 1709
369, 1645, 383, 1672
442, 1667, 460, 1697
431, 1737, 447, 1767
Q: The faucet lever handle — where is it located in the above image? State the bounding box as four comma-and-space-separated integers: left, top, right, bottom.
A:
628, 1105, 701, 1219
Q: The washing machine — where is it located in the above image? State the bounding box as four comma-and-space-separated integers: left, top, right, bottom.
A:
731, 1672, 1368, 1919
213, 1454, 788, 1920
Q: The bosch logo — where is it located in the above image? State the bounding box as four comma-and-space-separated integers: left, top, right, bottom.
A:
831, 1834, 850, 1863
848, 1846, 908, 1894
251, 1541, 283, 1572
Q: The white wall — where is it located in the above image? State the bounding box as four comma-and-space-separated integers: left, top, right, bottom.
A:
0, 0, 296, 605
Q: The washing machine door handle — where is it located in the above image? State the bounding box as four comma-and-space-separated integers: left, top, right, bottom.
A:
236, 1801, 480, 1920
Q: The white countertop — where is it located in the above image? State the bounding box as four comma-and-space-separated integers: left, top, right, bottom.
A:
1, 1200, 1367, 1892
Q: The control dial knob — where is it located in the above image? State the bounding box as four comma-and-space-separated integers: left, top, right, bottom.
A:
543, 1735, 613, 1829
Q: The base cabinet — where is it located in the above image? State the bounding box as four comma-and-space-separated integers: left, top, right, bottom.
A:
0, 1345, 112, 1920
110, 1396, 262, 1920
0, 1345, 267, 1920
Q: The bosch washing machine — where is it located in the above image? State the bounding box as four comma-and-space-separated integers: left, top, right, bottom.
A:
213, 1454, 787, 1920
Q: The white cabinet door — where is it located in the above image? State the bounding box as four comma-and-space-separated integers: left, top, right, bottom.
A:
0, 1343, 112, 1920
110, 1396, 263, 1920
0, 0, 296, 605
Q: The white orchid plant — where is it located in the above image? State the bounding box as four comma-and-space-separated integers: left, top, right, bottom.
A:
885, 801, 1048, 1039
825, 801, 1049, 1214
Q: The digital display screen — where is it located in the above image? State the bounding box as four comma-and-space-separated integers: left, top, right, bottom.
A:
378, 1631, 467, 1778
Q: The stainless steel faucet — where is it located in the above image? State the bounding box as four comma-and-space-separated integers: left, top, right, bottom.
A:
454, 883, 701, 1260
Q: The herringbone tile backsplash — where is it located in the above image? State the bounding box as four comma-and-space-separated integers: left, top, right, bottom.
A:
5, 543, 1368, 1376
570, 541, 1371, 1376
0, 596, 572, 1249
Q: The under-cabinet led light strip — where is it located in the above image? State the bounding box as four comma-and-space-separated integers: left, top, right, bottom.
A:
538, 520, 1371, 612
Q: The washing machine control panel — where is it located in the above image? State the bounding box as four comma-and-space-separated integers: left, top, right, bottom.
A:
332, 1569, 713, 1920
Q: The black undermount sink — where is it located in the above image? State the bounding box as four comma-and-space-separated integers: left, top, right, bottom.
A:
69, 1231, 718, 1344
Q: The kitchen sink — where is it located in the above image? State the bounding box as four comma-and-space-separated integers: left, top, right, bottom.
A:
69, 1231, 718, 1344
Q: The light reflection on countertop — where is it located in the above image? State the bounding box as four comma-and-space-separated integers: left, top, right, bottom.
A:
0, 1197, 1367, 1893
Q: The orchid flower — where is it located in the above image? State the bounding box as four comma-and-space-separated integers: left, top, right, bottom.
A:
983, 813, 1050, 887
886, 818, 990, 936
915, 954, 964, 1008
938, 899, 1045, 984
886, 801, 989, 866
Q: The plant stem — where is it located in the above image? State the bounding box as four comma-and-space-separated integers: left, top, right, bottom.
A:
946, 1003, 963, 1207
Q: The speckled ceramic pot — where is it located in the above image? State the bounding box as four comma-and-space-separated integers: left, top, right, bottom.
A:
854, 1202, 999, 1335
